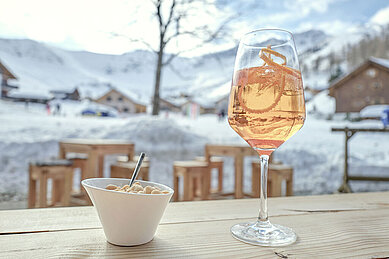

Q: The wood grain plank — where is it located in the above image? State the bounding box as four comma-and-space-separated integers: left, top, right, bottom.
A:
1, 209, 388, 258
1, 192, 389, 235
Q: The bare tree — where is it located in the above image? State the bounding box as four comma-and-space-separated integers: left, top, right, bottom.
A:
140, 0, 235, 115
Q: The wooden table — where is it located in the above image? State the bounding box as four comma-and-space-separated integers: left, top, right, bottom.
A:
332, 127, 389, 193
59, 139, 135, 180
205, 144, 257, 199
1, 192, 389, 258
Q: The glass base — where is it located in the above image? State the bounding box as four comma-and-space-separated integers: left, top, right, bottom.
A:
231, 220, 297, 246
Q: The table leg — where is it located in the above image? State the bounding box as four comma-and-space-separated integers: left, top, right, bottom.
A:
234, 154, 244, 199
58, 144, 66, 159
87, 151, 98, 179
38, 171, 48, 208
173, 167, 179, 202
53, 179, 63, 205
28, 166, 36, 208
98, 155, 104, 178
183, 171, 193, 201
201, 168, 210, 200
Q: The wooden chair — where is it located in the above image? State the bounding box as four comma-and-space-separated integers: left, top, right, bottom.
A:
195, 156, 224, 193
173, 161, 210, 202
110, 161, 150, 181
68, 156, 87, 189
28, 160, 73, 208
116, 155, 150, 163
251, 162, 293, 197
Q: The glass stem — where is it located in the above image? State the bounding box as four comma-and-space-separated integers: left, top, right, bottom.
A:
258, 154, 269, 222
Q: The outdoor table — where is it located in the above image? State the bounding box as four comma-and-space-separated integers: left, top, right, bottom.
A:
332, 127, 389, 193
205, 144, 257, 199
59, 138, 135, 180
1, 192, 388, 258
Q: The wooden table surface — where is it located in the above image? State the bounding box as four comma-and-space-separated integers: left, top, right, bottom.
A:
1, 192, 388, 258
205, 144, 257, 199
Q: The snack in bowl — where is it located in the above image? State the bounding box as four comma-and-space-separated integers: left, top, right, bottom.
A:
82, 178, 174, 246
106, 182, 170, 194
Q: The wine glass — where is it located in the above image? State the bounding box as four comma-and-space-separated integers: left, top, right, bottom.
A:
228, 29, 305, 246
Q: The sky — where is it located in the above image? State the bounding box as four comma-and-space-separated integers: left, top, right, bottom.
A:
0, 0, 388, 56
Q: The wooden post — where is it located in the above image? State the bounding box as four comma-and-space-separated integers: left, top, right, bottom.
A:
62, 168, 73, 206
173, 167, 179, 202
234, 154, 244, 199
183, 171, 192, 201
38, 170, 48, 208
201, 168, 210, 200
98, 154, 104, 178
28, 165, 36, 208
251, 162, 260, 198
217, 163, 223, 192
338, 128, 355, 193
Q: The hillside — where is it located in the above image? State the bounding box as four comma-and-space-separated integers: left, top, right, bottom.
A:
0, 26, 386, 105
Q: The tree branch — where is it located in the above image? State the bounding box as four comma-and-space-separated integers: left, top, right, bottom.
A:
167, 61, 194, 80
163, 0, 176, 33
111, 32, 158, 53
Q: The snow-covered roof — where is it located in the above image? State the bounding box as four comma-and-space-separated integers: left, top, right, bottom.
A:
97, 87, 149, 106
0, 59, 17, 79
50, 88, 78, 94
369, 57, 389, 69
162, 96, 187, 107
7, 90, 52, 100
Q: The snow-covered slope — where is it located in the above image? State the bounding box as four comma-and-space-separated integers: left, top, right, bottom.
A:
0, 25, 385, 105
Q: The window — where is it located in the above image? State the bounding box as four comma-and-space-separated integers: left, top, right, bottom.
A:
107, 96, 112, 102
366, 68, 377, 78
118, 97, 123, 102
123, 107, 129, 112
373, 82, 382, 89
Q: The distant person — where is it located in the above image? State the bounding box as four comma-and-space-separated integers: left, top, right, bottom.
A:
46, 103, 51, 115
56, 103, 61, 115
218, 109, 225, 121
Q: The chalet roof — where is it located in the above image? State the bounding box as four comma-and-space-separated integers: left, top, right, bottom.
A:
370, 57, 389, 69
329, 57, 389, 96
161, 96, 187, 107
7, 90, 52, 100
50, 88, 78, 94
0, 59, 17, 80
97, 88, 148, 107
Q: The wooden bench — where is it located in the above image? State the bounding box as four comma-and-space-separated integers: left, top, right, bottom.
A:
251, 162, 293, 197
116, 155, 150, 163
173, 161, 210, 201
110, 162, 150, 181
28, 160, 73, 208
195, 156, 223, 193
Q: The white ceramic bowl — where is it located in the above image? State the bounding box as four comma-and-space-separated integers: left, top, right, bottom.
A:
82, 178, 174, 246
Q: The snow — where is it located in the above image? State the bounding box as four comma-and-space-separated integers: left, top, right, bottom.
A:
7, 90, 52, 100
370, 57, 389, 69
0, 99, 388, 208
360, 105, 389, 118
306, 90, 336, 116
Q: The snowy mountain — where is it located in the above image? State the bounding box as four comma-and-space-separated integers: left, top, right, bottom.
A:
0, 26, 385, 105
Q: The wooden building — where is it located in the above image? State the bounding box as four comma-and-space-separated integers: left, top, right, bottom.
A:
215, 94, 229, 114
181, 99, 215, 116
50, 88, 80, 101
329, 57, 389, 113
159, 97, 187, 113
95, 88, 147, 114
0, 60, 18, 98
